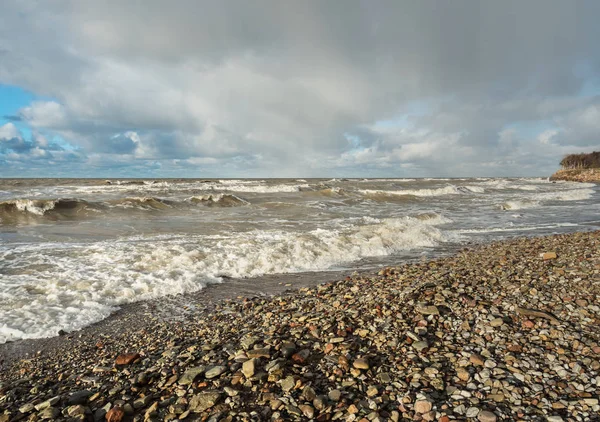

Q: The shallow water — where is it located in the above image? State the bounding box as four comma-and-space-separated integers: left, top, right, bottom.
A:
1, 177, 599, 342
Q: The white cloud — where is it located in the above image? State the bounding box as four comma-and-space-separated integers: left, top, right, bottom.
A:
1, 1, 600, 176
0, 122, 21, 140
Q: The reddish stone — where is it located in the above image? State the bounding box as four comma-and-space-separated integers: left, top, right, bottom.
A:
291, 349, 310, 364
507, 344, 523, 353
522, 320, 535, 329
115, 352, 140, 365
106, 406, 125, 422
324, 343, 335, 354
438, 416, 450, 422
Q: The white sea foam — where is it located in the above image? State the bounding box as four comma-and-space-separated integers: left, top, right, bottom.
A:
533, 188, 595, 202
8, 199, 58, 215
219, 183, 310, 193
499, 200, 539, 210
0, 215, 449, 342
360, 185, 484, 197
456, 222, 578, 234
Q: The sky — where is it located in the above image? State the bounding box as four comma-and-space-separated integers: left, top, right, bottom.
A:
1, 1, 600, 178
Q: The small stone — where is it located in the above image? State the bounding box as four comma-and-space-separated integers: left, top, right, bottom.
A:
299, 404, 315, 419
507, 344, 522, 353
35, 396, 60, 411
541, 252, 557, 260
466, 407, 480, 417
302, 386, 317, 401
348, 404, 359, 414
456, 367, 470, 381
67, 390, 93, 405
414, 400, 433, 414
478, 410, 497, 422
292, 349, 310, 364
240, 336, 259, 350
313, 396, 327, 410
366, 386, 378, 397
67, 405, 86, 417
106, 407, 125, 422
547, 417, 564, 422
247, 347, 270, 358
353, 358, 369, 370
224, 386, 239, 397
281, 376, 296, 392
188, 391, 222, 413
489, 318, 504, 327
19, 403, 35, 413
38, 407, 59, 420
412, 341, 428, 352
115, 353, 140, 365
416, 305, 439, 315
204, 365, 226, 379
178, 366, 205, 385
242, 359, 256, 378
469, 354, 485, 366
328, 389, 342, 402
522, 320, 535, 328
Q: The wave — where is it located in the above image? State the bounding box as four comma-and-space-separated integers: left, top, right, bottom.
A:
498, 200, 538, 210
218, 183, 309, 193
109, 196, 175, 210
188, 194, 249, 207
0, 198, 99, 222
0, 194, 250, 224
497, 187, 594, 211
0, 215, 450, 342
360, 184, 483, 199
533, 188, 595, 202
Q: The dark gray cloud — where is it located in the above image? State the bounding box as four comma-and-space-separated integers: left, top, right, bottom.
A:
1, 0, 600, 176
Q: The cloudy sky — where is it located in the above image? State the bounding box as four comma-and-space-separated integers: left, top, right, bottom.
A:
1, 1, 600, 178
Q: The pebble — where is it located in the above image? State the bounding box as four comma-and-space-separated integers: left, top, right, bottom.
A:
353, 358, 369, 369
242, 358, 256, 378
478, 410, 497, 422
204, 365, 226, 379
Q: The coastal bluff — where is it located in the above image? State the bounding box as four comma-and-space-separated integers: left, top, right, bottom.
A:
550, 168, 600, 183
550, 151, 600, 183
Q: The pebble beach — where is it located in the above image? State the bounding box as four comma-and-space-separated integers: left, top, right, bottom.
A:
1, 231, 599, 422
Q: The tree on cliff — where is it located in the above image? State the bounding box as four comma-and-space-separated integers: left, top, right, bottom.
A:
560, 151, 600, 169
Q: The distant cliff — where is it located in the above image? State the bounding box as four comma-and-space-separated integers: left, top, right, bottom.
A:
550, 152, 600, 182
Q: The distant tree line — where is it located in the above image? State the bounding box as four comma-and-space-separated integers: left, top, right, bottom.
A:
560, 151, 600, 169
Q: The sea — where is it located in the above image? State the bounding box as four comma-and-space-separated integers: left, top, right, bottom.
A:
1, 177, 599, 343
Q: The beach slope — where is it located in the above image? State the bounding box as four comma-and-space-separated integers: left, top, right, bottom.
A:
1, 231, 599, 421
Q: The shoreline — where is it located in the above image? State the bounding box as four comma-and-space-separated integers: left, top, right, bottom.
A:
1, 231, 599, 421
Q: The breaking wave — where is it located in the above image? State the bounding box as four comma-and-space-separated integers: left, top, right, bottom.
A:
0, 198, 99, 222
188, 194, 249, 207
360, 185, 484, 199
0, 214, 450, 342
0, 194, 250, 224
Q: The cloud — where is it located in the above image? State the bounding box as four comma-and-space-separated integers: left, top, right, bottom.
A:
1, 0, 600, 176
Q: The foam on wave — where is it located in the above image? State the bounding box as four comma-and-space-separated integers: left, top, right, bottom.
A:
360, 185, 483, 198
0, 214, 450, 342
